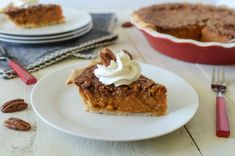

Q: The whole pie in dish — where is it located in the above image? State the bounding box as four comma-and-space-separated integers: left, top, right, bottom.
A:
132, 3, 235, 43
66, 48, 167, 116
2, 1, 64, 28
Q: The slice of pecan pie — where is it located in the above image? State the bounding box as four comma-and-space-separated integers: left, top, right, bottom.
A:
2, 4, 64, 28
66, 48, 167, 116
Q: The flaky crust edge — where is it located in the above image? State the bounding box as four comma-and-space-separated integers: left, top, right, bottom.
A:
66, 59, 100, 85
131, 12, 157, 32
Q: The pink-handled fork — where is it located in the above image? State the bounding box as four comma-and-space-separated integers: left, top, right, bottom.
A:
0, 46, 37, 85
211, 68, 230, 137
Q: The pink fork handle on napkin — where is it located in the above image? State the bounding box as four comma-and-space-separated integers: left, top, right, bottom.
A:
216, 96, 230, 137
8, 60, 37, 85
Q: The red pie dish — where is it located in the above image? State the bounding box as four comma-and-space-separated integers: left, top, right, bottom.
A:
131, 3, 235, 65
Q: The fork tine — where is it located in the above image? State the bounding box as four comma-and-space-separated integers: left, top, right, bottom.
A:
221, 69, 226, 84
212, 68, 216, 84
217, 69, 221, 84
211, 68, 218, 89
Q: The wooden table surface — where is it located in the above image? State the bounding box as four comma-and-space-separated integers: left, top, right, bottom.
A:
1, 2, 235, 156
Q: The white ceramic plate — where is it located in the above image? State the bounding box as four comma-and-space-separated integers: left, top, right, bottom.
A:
0, 7, 92, 36
0, 22, 92, 40
31, 61, 199, 141
0, 23, 92, 44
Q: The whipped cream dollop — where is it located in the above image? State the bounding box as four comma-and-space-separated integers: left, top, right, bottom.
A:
11, 0, 39, 8
94, 50, 141, 87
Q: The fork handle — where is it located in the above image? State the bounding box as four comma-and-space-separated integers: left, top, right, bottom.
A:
216, 96, 230, 137
8, 60, 37, 85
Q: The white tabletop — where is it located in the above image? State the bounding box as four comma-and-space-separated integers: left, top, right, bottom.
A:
1, 1, 235, 156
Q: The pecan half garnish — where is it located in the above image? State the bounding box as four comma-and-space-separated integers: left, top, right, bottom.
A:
1, 99, 28, 113
4, 117, 31, 131
99, 48, 116, 66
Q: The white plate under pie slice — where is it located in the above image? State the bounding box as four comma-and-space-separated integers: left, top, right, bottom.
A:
0, 7, 92, 36
30, 61, 199, 141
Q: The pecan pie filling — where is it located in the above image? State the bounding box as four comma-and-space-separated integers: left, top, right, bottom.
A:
74, 65, 167, 114
132, 3, 235, 43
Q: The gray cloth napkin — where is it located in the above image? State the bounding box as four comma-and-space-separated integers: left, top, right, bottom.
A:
0, 13, 118, 79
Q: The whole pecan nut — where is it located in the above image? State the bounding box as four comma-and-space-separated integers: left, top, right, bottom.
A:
4, 117, 31, 131
99, 48, 116, 66
121, 21, 133, 28
1, 99, 28, 113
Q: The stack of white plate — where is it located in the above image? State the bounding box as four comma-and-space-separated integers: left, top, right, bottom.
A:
0, 8, 92, 44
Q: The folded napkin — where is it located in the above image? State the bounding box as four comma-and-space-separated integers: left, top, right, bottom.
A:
0, 13, 118, 79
